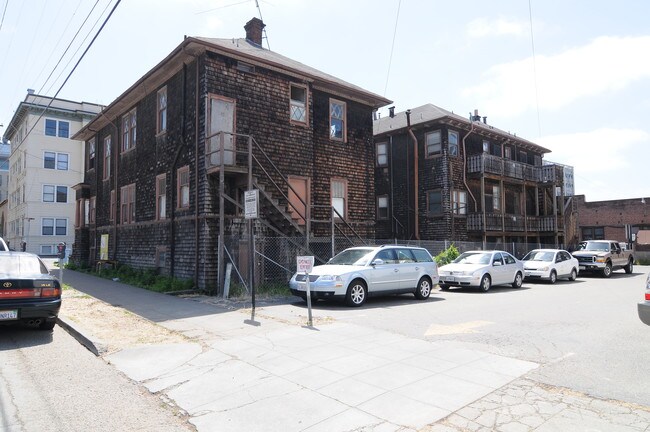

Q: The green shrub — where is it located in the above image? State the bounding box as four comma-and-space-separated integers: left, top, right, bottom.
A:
435, 244, 460, 266
637, 258, 650, 265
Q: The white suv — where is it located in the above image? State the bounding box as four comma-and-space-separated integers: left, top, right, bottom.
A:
289, 245, 439, 307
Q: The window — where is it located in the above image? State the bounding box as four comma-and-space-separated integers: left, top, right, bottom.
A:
89, 197, 96, 224
491, 142, 502, 157
120, 183, 136, 224
43, 185, 67, 203
329, 99, 346, 141
157, 87, 167, 133
505, 146, 512, 159
44, 152, 55, 169
448, 131, 459, 156
156, 174, 166, 220
452, 190, 467, 215
290, 84, 307, 123
331, 178, 347, 219
377, 195, 389, 220
44, 119, 69, 138
110, 190, 116, 222
88, 138, 96, 170
40, 245, 55, 255
121, 109, 137, 152
426, 131, 441, 156
376, 142, 388, 166
493, 185, 501, 211
519, 150, 527, 163
57, 153, 68, 170
177, 166, 189, 209
103, 136, 111, 180
582, 227, 605, 240
483, 140, 490, 153
42, 218, 67, 236
427, 190, 442, 215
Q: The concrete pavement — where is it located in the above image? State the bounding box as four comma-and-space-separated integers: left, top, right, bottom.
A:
55, 267, 650, 431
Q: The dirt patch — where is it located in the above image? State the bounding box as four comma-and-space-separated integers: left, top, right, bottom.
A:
60, 287, 188, 355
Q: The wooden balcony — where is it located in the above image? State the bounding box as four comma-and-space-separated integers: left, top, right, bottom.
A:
467, 154, 562, 184
468, 213, 562, 233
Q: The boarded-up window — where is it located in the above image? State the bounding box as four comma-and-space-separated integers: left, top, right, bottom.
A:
288, 177, 308, 225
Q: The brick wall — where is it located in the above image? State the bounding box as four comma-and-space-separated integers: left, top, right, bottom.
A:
576, 195, 650, 244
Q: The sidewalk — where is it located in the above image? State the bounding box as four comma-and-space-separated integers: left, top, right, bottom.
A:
56, 269, 650, 432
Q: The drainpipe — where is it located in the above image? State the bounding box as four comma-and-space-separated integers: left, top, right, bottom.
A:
405, 110, 420, 240
193, 59, 200, 287
99, 111, 119, 261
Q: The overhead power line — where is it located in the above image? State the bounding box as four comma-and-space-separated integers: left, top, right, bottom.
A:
384, 0, 401, 97
529, 0, 542, 137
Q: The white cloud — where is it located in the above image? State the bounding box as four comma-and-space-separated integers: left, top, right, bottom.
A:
538, 128, 650, 200
462, 36, 650, 117
466, 17, 528, 38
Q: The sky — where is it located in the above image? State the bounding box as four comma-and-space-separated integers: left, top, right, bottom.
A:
0, 0, 648, 203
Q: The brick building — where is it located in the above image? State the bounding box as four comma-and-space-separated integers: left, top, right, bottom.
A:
373, 105, 576, 247
71, 18, 390, 292
575, 195, 650, 249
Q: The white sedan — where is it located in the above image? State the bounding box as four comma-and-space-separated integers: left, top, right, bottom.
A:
438, 250, 524, 292
521, 249, 579, 284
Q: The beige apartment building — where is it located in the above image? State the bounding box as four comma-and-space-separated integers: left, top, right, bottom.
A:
3, 91, 102, 255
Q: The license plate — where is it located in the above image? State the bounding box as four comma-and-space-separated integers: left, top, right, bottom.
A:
444, 276, 455, 282
524, 271, 531, 277
0, 310, 18, 320
579, 266, 586, 270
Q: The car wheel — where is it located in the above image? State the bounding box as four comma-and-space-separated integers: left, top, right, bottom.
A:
39, 318, 56, 331
549, 270, 557, 284
345, 279, 367, 307
414, 277, 432, 300
439, 284, 450, 291
479, 274, 491, 292
624, 259, 633, 274
602, 262, 612, 278
568, 268, 577, 281
512, 272, 523, 288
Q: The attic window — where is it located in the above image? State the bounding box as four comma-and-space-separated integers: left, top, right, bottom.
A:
237, 61, 255, 73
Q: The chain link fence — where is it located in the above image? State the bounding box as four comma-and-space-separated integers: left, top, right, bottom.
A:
221, 235, 566, 291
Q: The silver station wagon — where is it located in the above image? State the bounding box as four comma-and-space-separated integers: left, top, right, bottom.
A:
289, 245, 439, 307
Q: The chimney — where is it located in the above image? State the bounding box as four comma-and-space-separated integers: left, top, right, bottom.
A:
244, 17, 265, 46
388, 106, 395, 118
471, 109, 482, 122
482, 116, 487, 124
27, 88, 35, 95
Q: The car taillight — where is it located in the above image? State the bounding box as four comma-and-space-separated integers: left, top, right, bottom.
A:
645, 293, 650, 301
41, 287, 61, 297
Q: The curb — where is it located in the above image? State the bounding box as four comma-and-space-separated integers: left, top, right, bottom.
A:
57, 315, 108, 357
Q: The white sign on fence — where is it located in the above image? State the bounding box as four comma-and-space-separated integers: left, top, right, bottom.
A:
297, 256, 314, 273
244, 189, 259, 219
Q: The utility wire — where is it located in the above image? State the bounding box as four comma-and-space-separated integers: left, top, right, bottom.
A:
11, 0, 121, 159
384, 0, 401, 97
528, 0, 542, 137
0, 0, 8, 31
254, 0, 270, 50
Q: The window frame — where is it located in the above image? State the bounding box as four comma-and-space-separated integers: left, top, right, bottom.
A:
87, 137, 96, 171
376, 141, 388, 167
103, 136, 111, 180
120, 183, 136, 225
448, 130, 459, 157
452, 190, 467, 215
329, 98, 347, 142
121, 109, 137, 153
41, 218, 67, 236
330, 178, 348, 219
156, 173, 167, 220
425, 130, 442, 157
42, 185, 67, 203
427, 190, 443, 215
289, 83, 308, 125
44, 119, 70, 138
377, 195, 389, 220
89, 197, 96, 224
157, 87, 167, 134
177, 166, 190, 209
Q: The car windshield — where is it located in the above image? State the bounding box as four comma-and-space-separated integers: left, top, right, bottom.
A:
577, 241, 610, 252
453, 252, 492, 265
523, 251, 554, 262
328, 249, 375, 266
0, 255, 49, 276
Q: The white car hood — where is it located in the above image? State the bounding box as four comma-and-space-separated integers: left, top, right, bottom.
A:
440, 263, 486, 273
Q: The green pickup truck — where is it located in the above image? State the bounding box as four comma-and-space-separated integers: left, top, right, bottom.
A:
571, 240, 634, 278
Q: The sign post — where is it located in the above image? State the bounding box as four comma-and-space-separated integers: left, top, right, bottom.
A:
57, 242, 66, 286
297, 256, 314, 327
244, 189, 259, 326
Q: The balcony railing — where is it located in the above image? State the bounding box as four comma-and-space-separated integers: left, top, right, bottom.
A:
468, 213, 561, 232
467, 154, 561, 183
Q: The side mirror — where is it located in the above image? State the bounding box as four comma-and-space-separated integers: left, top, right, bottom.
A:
371, 258, 385, 266
493, 261, 502, 266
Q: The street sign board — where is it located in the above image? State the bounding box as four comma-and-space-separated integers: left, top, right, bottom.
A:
244, 189, 259, 219
297, 256, 314, 273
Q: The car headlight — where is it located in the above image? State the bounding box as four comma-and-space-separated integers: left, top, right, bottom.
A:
595, 257, 606, 263
540, 266, 549, 272
319, 275, 343, 282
